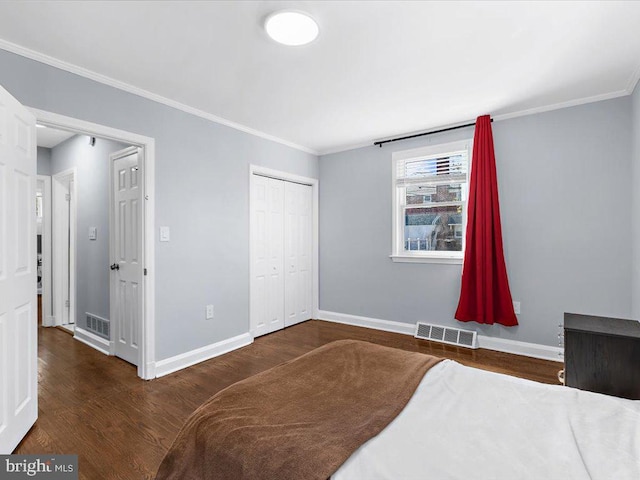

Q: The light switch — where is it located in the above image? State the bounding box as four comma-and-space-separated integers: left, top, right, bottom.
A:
159, 226, 170, 242
88, 226, 97, 240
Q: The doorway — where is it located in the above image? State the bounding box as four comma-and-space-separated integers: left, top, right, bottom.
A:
36, 175, 52, 327
0, 84, 157, 453
34, 108, 156, 380
51, 168, 76, 331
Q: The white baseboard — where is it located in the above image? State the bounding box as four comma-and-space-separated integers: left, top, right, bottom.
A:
318, 310, 415, 335
154, 332, 254, 378
317, 310, 563, 363
477, 335, 563, 362
143, 361, 157, 380
43, 315, 56, 327
74, 327, 112, 356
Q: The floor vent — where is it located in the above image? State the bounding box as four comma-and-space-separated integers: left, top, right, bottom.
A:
415, 322, 478, 349
86, 313, 110, 339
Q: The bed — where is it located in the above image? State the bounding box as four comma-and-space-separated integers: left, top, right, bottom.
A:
155, 340, 640, 480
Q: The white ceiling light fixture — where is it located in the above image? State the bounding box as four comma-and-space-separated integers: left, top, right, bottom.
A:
264, 11, 319, 46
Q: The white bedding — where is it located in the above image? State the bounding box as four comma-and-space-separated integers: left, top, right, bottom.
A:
333, 360, 640, 480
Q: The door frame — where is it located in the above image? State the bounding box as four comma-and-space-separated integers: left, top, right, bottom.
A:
51, 167, 76, 328
248, 165, 319, 337
32, 107, 156, 380
37, 175, 53, 326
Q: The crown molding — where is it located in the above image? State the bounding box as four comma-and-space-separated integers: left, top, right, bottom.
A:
321, 88, 633, 157
2, 38, 636, 159
0, 39, 318, 155
492, 89, 630, 123
318, 139, 374, 156
625, 61, 640, 94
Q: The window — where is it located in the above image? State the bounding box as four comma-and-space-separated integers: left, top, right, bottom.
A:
391, 140, 471, 263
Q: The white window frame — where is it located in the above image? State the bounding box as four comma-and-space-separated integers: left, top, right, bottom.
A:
390, 139, 472, 264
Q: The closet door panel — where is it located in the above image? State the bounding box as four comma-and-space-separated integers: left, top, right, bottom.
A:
285, 182, 313, 327
251, 176, 284, 337
266, 178, 285, 333
250, 175, 270, 337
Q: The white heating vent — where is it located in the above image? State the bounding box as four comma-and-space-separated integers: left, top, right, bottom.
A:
86, 313, 110, 339
415, 322, 478, 349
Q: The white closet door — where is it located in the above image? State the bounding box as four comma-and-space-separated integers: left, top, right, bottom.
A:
251, 175, 285, 337
284, 182, 313, 327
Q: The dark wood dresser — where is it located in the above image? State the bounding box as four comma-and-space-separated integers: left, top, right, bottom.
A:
564, 313, 640, 400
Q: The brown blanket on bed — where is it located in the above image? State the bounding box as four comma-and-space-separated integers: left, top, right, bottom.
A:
155, 339, 442, 480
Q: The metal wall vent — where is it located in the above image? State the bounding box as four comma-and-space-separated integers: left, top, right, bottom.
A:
86, 313, 110, 339
415, 322, 478, 349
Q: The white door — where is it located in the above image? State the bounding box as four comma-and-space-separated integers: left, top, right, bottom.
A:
250, 175, 285, 337
250, 175, 313, 337
0, 85, 37, 453
52, 170, 75, 327
284, 182, 313, 327
110, 147, 142, 366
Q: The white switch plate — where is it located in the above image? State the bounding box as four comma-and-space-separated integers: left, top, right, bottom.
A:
88, 226, 97, 240
159, 226, 170, 242
513, 301, 521, 315
206, 304, 214, 320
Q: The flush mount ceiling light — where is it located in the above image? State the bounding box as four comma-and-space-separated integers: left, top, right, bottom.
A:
264, 11, 319, 46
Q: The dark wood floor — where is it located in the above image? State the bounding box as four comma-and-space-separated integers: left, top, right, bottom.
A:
16, 319, 560, 479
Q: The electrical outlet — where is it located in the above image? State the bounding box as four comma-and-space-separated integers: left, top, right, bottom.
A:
513, 301, 521, 315
206, 304, 214, 320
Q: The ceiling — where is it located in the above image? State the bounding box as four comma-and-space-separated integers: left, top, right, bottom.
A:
36, 126, 75, 148
1, 1, 639, 155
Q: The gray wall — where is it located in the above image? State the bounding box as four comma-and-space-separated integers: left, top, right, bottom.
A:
319, 97, 632, 347
632, 84, 640, 319
0, 49, 319, 360
50, 134, 130, 330
37, 146, 51, 175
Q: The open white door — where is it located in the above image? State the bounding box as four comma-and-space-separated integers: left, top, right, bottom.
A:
110, 147, 142, 366
0, 85, 37, 452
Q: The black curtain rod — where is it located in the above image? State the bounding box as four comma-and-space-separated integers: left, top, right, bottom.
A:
373, 118, 493, 148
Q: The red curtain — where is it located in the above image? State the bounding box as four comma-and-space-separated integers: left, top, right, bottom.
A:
455, 115, 518, 326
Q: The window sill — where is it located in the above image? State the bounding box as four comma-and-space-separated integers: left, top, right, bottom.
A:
389, 254, 463, 265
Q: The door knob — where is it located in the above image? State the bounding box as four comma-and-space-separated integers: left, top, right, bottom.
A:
110, 263, 120, 271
